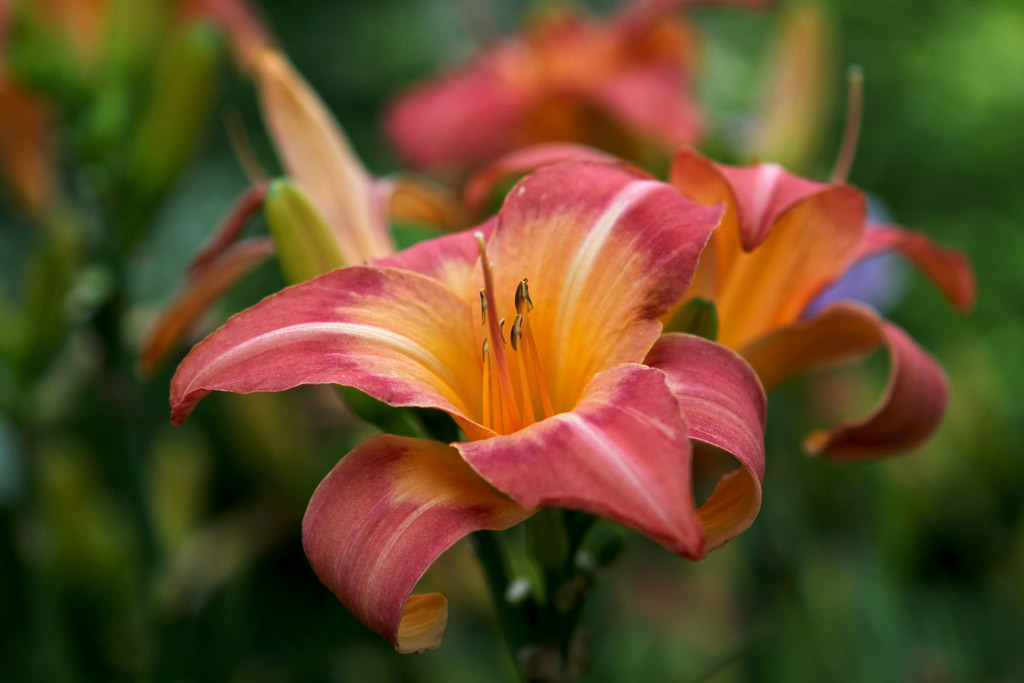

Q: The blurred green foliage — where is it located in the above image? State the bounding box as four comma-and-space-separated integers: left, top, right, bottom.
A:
1, 0, 1022, 680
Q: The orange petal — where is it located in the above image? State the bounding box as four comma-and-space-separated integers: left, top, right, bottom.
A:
139, 238, 275, 377
254, 49, 393, 264
379, 174, 468, 232
483, 161, 723, 412
742, 302, 950, 460
303, 435, 528, 652
670, 150, 866, 349
856, 223, 975, 313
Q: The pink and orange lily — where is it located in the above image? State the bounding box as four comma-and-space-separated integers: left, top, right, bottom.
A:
666, 147, 974, 459
386, 1, 743, 174
168, 161, 767, 652
464, 143, 974, 460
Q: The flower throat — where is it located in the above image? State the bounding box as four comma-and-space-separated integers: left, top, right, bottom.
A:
476, 232, 554, 434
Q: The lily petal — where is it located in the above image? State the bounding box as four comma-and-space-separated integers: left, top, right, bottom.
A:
386, 55, 529, 171
186, 182, 267, 279
742, 303, 950, 460
462, 143, 618, 215
670, 147, 828, 251
140, 238, 275, 377
303, 435, 529, 653
378, 175, 468, 232
672, 153, 865, 348
485, 161, 723, 411
855, 223, 975, 313
644, 333, 766, 549
254, 49, 393, 263
457, 364, 706, 558
590, 61, 703, 151
169, 266, 480, 427
371, 220, 496, 297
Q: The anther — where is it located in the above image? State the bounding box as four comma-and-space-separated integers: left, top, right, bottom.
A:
498, 318, 506, 345
479, 289, 487, 326
510, 315, 523, 351
515, 279, 534, 314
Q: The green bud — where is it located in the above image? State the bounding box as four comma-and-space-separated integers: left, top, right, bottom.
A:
668, 297, 719, 341
265, 179, 347, 284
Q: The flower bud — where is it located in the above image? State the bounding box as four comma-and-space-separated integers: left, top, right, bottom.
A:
264, 178, 346, 284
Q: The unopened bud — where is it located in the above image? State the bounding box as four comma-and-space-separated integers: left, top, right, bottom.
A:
264, 178, 346, 283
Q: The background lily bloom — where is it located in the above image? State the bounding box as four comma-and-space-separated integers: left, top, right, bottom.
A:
386, 3, 717, 174
667, 147, 975, 460
167, 161, 767, 653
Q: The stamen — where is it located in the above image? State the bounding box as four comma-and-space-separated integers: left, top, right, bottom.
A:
479, 289, 487, 326
515, 279, 534, 314
499, 318, 506, 344
521, 313, 554, 418
475, 232, 522, 431
481, 339, 492, 429
510, 315, 535, 426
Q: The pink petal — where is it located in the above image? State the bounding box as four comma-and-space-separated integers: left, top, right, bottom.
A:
856, 223, 975, 313
742, 303, 950, 460
462, 143, 618, 215
590, 63, 703, 149
169, 266, 480, 427
385, 56, 530, 171
644, 333, 766, 549
303, 435, 528, 652
456, 364, 706, 558
370, 219, 496, 296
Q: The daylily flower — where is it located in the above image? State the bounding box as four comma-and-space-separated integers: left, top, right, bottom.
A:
667, 147, 974, 460
387, 2, 733, 174
463, 143, 974, 460
168, 161, 767, 652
